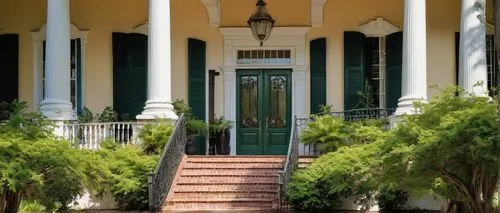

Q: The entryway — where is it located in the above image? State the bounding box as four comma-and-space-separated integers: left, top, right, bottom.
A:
236, 69, 292, 155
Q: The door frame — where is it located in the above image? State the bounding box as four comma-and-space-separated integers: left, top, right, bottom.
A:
220, 27, 310, 155
235, 69, 293, 155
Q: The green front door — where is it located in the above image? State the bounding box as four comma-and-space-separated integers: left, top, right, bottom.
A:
236, 69, 292, 155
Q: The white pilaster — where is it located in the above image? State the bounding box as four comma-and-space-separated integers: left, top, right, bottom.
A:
459, 0, 488, 96
39, 0, 75, 120
292, 68, 307, 118
223, 69, 237, 155
137, 0, 178, 120
394, 0, 427, 116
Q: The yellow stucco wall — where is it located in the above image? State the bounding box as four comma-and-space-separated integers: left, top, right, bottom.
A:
0, 0, 483, 115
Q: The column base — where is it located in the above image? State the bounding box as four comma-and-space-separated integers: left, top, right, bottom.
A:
394, 96, 426, 116
39, 99, 76, 121
136, 100, 178, 120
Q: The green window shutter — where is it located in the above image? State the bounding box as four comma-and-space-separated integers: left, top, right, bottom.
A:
126, 34, 148, 120
113, 33, 130, 120
188, 38, 206, 120
0, 34, 19, 104
188, 38, 207, 155
112, 33, 148, 121
385, 31, 403, 109
310, 38, 327, 114
344, 31, 366, 110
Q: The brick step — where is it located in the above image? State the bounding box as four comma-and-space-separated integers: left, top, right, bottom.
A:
174, 183, 278, 192
187, 156, 285, 163
177, 176, 279, 184
183, 162, 283, 169
181, 168, 281, 176
172, 191, 278, 199
163, 199, 274, 211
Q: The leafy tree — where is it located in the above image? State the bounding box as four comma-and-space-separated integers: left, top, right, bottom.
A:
380, 87, 498, 213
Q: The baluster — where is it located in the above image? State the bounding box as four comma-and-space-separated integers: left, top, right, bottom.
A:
110, 124, 115, 142
72, 125, 77, 147
92, 124, 99, 149
118, 124, 122, 143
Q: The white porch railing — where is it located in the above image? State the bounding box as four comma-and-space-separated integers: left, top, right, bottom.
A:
61, 122, 145, 149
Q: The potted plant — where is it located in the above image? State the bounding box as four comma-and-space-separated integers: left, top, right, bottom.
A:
208, 116, 233, 155
172, 99, 208, 154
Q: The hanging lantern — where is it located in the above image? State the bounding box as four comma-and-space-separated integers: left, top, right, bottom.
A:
247, 0, 275, 47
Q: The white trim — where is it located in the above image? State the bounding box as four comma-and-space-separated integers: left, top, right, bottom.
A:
358, 17, 400, 37
311, 0, 327, 27
31, 23, 89, 110
219, 27, 310, 155
200, 0, 220, 27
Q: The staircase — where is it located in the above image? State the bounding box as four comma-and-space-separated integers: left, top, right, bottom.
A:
162, 155, 285, 211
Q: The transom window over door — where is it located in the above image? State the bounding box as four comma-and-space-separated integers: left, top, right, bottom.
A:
237, 49, 292, 65
42, 39, 83, 113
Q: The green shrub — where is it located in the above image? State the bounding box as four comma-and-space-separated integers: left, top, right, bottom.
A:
287, 142, 382, 211
138, 120, 174, 155
300, 115, 386, 152
0, 101, 108, 213
376, 184, 409, 211
98, 143, 159, 210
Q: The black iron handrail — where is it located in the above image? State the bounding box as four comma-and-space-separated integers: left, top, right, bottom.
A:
148, 114, 186, 210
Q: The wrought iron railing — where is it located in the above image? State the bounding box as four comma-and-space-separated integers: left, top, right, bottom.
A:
278, 117, 310, 210
61, 122, 145, 149
330, 108, 395, 122
148, 114, 186, 210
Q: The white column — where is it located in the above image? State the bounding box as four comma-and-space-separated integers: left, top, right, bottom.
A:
459, 0, 488, 96
137, 0, 178, 120
39, 0, 75, 121
394, 0, 428, 116
223, 69, 237, 155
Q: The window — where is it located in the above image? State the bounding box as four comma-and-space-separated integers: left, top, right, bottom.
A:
365, 37, 387, 108
42, 39, 82, 113
237, 49, 292, 65
486, 35, 498, 97
343, 31, 402, 111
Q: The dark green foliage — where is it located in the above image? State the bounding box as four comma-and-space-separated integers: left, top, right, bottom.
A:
376, 184, 409, 211
380, 86, 498, 212
138, 120, 174, 155
78, 106, 119, 123
287, 142, 382, 211
172, 99, 207, 135
0, 101, 108, 212
299, 115, 386, 152
209, 116, 233, 135
97, 142, 159, 210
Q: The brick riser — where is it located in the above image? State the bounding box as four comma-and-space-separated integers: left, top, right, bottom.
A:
162, 156, 285, 211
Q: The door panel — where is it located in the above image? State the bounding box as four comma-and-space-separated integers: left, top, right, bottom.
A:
237, 73, 262, 155
237, 70, 291, 155
265, 72, 291, 155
